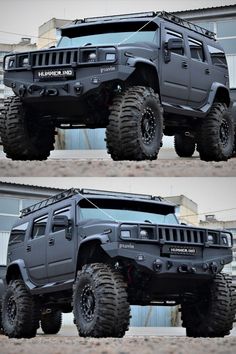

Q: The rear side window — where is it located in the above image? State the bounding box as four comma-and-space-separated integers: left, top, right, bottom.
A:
188, 38, 205, 61
32, 215, 48, 238
165, 29, 184, 55
9, 222, 29, 245
207, 45, 227, 67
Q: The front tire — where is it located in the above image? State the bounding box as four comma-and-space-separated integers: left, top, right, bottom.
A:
197, 102, 234, 161
181, 273, 236, 337
2, 280, 39, 338
0, 96, 55, 160
73, 263, 130, 338
106, 86, 163, 161
41, 310, 62, 335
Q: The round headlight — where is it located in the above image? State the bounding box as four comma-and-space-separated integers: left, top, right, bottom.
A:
207, 235, 214, 243
140, 229, 148, 239
88, 53, 97, 62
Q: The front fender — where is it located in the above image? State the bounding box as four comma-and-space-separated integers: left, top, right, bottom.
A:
6, 260, 35, 290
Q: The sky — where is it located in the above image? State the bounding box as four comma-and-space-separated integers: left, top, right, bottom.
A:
0, 0, 236, 44
0, 177, 236, 222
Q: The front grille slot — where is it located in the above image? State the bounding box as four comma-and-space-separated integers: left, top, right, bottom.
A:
158, 226, 206, 245
31, 49, 78, 68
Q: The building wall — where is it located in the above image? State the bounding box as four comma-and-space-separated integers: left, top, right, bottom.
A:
165, 195, 198, 226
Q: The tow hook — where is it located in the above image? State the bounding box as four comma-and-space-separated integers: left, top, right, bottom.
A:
210, 262, 218, 274
178, 264, 196, 274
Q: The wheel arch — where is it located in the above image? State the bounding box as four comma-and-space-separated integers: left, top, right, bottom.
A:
127, 61, 160, 96
6, 260, 27, 284
209, 83, 231, 107
76, 237, 110, 273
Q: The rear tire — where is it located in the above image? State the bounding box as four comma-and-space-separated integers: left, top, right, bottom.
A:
197, 102, 234, 161
0, 96, 55, 160
2, 280, 39, 338
73, 263, 130, 338
181, 273, 236, 337
174, 134, 195, 157
41, 310, 62, 335
106, 86, 163, 161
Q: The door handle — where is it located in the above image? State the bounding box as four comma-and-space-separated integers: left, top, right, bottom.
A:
182, 61, 188, 69
205, 68, 210, 75
26, 245, 31, 252
49, 238, 55, 246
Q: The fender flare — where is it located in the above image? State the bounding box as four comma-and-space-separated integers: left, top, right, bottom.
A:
5, 260, 35, 290
208, 82, 231, 108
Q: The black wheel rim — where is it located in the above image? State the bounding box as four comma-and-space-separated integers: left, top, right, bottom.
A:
220, 119, 229, 147
7, 296, 17, 325
141, 107, 157, 145
80, 285, 95, 322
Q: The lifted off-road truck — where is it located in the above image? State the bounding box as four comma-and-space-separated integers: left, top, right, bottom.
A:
1, 11, 234, 161
1, 188, 235, 338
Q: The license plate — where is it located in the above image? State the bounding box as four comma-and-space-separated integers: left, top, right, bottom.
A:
169, 246, 196, 256
35, 68, 74, 80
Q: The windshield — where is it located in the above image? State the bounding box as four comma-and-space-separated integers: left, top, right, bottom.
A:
58, 21, 157, 47
79, 199, 178, 225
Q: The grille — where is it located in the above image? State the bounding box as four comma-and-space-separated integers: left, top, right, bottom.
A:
31, 50, 78, 67
158, 227, 205, 244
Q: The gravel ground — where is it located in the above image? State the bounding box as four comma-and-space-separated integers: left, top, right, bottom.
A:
1, 158, 236, 177
0, 335, 236, 354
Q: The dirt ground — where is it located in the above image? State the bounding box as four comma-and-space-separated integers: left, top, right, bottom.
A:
1, 158, 236, 177
0, 334, 236, 354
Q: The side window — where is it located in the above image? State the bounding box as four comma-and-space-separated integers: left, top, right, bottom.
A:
9, 222, 29, 245
52, 207, 71, 233
207, 45, 227, 67
165, 29, 184, 55
188, 38, 205, 61
32, 215, 48, 238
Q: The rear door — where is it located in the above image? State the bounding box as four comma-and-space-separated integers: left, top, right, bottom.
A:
161, 24, 190, 106
187, 36, 212, 108
47, 205, 75, 282
24, 215, 48, 285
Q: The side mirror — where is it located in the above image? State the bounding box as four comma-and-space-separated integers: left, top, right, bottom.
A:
52, 215, 69, 228
167, 37, 184, 50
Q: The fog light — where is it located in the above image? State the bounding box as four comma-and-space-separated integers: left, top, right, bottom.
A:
106, 53, 116, 61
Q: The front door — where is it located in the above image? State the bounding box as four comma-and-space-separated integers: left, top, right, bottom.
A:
161, 25, 190, 106
47, 205, 75, 282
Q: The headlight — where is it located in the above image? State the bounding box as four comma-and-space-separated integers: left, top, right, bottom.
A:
140, 229, 149, 239
121, 230, 131, 239
88, 52, 97, 62
105, 53, 116, 61
221, 233, 232, 247
4, 55, 15, 70
22, 57, 29, 67
207, 234, 214, 243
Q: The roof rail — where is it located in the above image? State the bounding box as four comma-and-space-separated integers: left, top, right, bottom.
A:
159, 11, 215, 39
82, 11, 156, 23
20, 188, 165, 217
20, 188, 79, 217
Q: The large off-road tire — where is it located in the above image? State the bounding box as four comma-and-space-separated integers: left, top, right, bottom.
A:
197, 102, 234, 161
174, 134, 195, 157
73, 263, 130, 338
106, 86, 163, 161
41, 310, 62, 335
0, 96, 55, 160
2, 279, 39, 338
181, 273, 236, 337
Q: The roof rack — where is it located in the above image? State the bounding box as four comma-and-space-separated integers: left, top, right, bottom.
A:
20, 187, 165, 217
159, 11, 215, 39
74, 11, 156, 24
20, 188, 79, 217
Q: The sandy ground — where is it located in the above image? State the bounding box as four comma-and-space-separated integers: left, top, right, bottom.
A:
0, 149, 236, 176
0, 333, 236, 354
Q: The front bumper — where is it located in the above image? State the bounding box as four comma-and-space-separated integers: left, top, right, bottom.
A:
4, 64, 133, 100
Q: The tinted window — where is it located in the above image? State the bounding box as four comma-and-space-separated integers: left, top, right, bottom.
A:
207, 45, 227, 67
32, 216, 48, 238
53, 207, 71, 233
165, 29, 184, 55
188, 38, 205, 61
9, 222, 28, 245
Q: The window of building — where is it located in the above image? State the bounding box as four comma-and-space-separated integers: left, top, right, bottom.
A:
0, 215, 18, 231
165, 29, 184, 56
52, 207, 71, 233
217, 19, 236, 38
207, 45, 227, 67
9, 222, 28, 245
195, 22, 215, 33
32, 215, 48, 238
188, 37, 205, 61
218, 39, 236, 55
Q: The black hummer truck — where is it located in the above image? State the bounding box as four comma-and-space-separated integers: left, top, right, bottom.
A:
1, 11, 234, 161
0, 188, 235, 338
